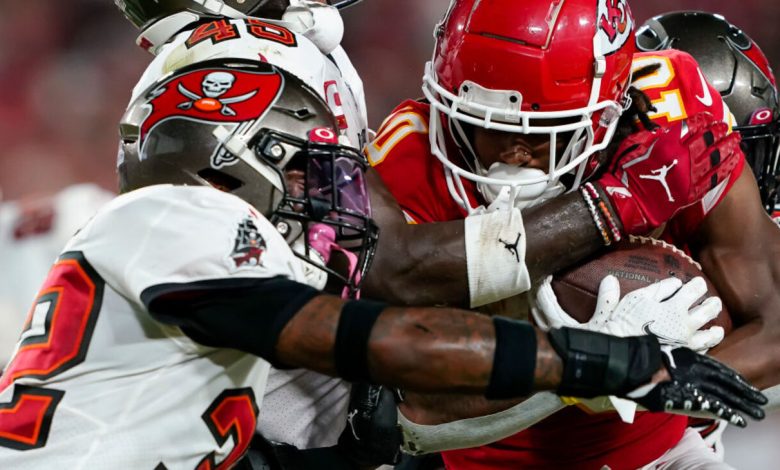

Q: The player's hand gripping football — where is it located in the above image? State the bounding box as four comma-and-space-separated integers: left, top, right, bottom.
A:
595, 112, 741, 235
625, 346, 767, 428
533, 275, 725, 352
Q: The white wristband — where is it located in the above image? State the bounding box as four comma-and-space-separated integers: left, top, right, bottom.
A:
465, 207, 531, 308
398, 392, 564, 455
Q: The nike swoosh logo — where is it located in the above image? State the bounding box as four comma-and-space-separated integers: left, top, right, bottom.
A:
642, 321, 687, 347
695, 69, 713, 107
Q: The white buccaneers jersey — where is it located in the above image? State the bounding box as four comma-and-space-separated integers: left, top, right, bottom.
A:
0, 184, 113, 367
259, 367, 350, 449
0, 185, 313, 469
131, 17, 369, 150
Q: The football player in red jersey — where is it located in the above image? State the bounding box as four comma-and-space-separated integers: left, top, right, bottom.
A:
369, 0, 780, 469
636, 10, 780, 458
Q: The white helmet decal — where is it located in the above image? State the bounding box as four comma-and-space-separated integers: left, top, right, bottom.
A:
597, 0, 634, 55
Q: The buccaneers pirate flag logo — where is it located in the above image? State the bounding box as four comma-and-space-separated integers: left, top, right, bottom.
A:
139, 67, 284, 154
230, 214, 267, 269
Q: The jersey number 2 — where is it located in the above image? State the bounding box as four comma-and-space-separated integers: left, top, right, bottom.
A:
0, 252, 104, 450
196, 389, 259, 470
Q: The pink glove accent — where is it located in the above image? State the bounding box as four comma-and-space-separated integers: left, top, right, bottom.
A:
308, 223, 361, 299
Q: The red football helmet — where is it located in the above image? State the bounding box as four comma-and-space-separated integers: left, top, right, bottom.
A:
423, 0, 637, 211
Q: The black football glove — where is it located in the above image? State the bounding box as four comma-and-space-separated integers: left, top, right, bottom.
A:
626, 346, 767, 427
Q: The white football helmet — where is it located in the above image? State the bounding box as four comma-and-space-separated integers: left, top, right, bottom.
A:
117, 0, 356, 55
131, 17, 368, 150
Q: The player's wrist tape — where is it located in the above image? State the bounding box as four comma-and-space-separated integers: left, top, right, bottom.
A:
334, 299, 387, 382
548, 327, 662, 398
465, 207, 531, 308
486, 317, 536, 399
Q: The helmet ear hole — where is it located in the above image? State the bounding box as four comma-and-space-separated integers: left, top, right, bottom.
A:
197, 168, 244, 192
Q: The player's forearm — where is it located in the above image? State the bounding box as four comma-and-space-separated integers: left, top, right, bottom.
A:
700, 240, 780, 388
362, 168, 469, 306
368, 313, 563, 393
709, 322, 780, 389
524, 191, 607, 282
276, 295, 563, 394
363, 219, 469, 306
364, 175, 605, 308
399, 336, 566, 424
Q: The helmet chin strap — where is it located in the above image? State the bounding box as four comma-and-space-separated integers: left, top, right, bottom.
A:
281, 0, 344, 54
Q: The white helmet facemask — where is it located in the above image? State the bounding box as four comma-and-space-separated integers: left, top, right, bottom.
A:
422, 27, 628, 215
282, 0, 344, 54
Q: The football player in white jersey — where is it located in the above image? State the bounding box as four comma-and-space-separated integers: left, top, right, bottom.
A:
0, 55, 767, 468
122, 13, 381, 458
0, 184, 113, 367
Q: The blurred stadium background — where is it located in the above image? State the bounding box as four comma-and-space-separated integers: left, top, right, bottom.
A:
0, 0, 778, 466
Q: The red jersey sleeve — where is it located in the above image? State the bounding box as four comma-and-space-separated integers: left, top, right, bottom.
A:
366, 100, 470, 223
631, 50, 746, 240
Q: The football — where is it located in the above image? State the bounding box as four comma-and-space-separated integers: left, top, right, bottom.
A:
551, 235, 732, 333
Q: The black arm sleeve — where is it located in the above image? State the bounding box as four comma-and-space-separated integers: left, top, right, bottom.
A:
141, 276, 320, 368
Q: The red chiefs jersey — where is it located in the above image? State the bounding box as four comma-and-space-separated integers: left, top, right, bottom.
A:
369, 49, 745, 470
631, 50, 746, 244
366, 101, 480, 223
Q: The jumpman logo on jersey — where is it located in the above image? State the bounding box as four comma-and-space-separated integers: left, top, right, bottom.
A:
499, 233, 522, 262
639, 159, 678, 202
346, 409, 361, 440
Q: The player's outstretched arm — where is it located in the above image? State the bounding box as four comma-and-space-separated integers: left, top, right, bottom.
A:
275, 294, 562, 393
145, 281, 766, 423
285, 296, 765, 424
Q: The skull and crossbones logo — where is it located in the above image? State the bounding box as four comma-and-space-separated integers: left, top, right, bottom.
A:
177, 71, 257, 116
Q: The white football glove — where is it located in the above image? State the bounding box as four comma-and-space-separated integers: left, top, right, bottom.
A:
532, 274, 726, 423
532, 274, 725, 352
